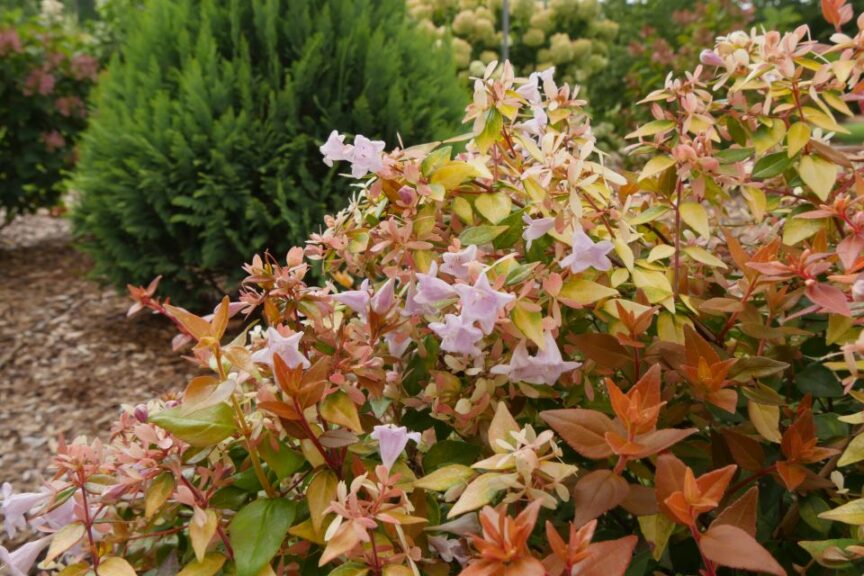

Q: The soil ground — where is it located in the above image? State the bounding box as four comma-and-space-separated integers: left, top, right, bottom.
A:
0, 212, 198, 494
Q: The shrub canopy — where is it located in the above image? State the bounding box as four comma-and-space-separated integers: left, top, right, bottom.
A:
71, 0, 466, 305
10, 3, 864, 576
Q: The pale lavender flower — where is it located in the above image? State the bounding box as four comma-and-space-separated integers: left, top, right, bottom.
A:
2, 483, 48, 539
251, 327, 310, 369
429, 535, 469, 564
413, 263, 457, 308
516, 66, 556, 105
491, 332, 581, 386
332, 279, 372, 320
853, 276, 864, 302
319, 130, 353, 167
560, 227, 614, 274
370, 278, 396, 315
453, 273, 516, 335
522, 214, 555, 249
700, 49, 724, 67
441, 245, 479, 280
385, 330, 411, 358
429, 314, 484, 357
370, 424, 421, 471
349, 135, 385, 178
520, 106, 548, 137
0, 536, 52, 576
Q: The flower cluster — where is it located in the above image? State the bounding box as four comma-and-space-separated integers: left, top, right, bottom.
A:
8, 3, 864, 575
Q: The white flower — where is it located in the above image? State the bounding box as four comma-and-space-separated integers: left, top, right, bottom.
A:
370, 424, 420, 471
1, 483, 48, 539
349, 135, 386, 178
319, 130, 353, 167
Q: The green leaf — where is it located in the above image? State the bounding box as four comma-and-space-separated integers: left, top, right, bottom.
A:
626, 120, 676, 139
558, 278, 619, 306
787, 122, 810, 158
795, 364, 843, 398
229, 498, 296, 576
149, 403, 237, 447
459, 225, 508, 246
714, 147, 754, 164
629, 205, 670, 226
752, 152, 792, 179
447, 472, 518, 518
423, 440, 483, 471
476, 109, 503, 153
327, 563, 370, 576
839, 433, 864, 467
259, 438, 306, 481
512, 302, 544, 348
783, 217, 825, 245
818, 498, 864, 525
402, 336, 439, 396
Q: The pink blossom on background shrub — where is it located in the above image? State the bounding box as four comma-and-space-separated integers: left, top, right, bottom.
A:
0, 29, 21, 56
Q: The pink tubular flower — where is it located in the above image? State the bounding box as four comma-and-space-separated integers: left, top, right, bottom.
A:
370, 424, 420, 471
522, 214, 555, 249
491, 332, 581, 386
0, 537, 52, 576
320, 130, 353, 167
250, 327, 310, 369
441, 245, 479, 280
2, 483, 48, 538
453, 273, 515, 335
559, 227, 614, 274
349, 135, 385, 178
429, 313, 484, 357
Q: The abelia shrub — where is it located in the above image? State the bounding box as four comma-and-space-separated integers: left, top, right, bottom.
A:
0, 9, 98, 224
9, 3, 864, 575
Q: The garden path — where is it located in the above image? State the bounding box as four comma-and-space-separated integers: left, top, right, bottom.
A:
0, 213, 198, 492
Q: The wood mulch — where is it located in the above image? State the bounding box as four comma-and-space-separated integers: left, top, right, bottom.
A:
0, 212, 199, 494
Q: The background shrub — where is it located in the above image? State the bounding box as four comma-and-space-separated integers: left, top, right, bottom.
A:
71, 0, 466, 305
407, 0, 619, 86
0, 6, 98, 224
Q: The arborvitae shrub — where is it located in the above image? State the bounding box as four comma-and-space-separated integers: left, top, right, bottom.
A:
71, 0, 466, 305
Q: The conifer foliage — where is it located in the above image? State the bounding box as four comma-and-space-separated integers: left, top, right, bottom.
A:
71, 0, 465, 304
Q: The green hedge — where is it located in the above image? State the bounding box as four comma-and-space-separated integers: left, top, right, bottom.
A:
72, 0, 466, 305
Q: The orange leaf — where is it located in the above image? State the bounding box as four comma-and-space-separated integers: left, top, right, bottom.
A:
572, 470, 630, 527
630, 427, 697, 458
655, 453, 688, 518
576, 536, 638, 576
699, 524, 786, 576
540, 409, 616, 459
712, 486, 759, 537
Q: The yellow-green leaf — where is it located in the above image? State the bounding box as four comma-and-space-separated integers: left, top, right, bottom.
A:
178, 553, 226, 576
475, 192, 512, 224
99, 557, 138, 576
783, 217, 825, 246
558, 278, 619, 306
680, 202, 710, 238
803, 106, 849, 134
748, 401, 781, 443
145, 472, 175, 519
447, 472, 519, 518
626, 120, 676, 139
488, 402, 519, 454
191, 509, 218, 562
684, 246, 728, 269
511, 301, 545, 348
839, 433, 864, 467
320, 391, 363, 433
638, 156, 676, 181
308, 470, 338, 533
632, 268, 673, 304
818, 499, 864, 525
799, 155, 838, 201
638, 514, 676, 561
648, 244, 676, 262
414, 465, 475, 491
44, 522, 85, 563
741, 186, 766, 223
787, 122, 810, 158
431, 161, 482, 191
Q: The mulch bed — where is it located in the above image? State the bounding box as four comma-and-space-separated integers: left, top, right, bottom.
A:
0, 212, 199, 494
